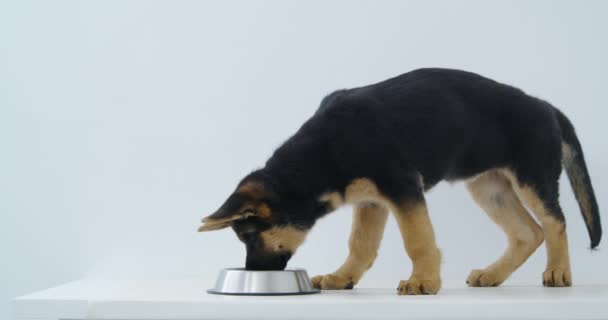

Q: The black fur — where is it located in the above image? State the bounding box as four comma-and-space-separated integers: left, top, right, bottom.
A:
554, 109, 602, 248
219, 68, 600, 269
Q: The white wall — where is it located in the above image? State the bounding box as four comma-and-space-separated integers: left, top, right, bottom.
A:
1, 0, 607, 318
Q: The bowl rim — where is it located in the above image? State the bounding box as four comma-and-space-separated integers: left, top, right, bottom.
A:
219, 267, 308, 273
207, 288, 320, 296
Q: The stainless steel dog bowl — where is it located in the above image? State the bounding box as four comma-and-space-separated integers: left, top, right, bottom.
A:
207, 268, 320, 295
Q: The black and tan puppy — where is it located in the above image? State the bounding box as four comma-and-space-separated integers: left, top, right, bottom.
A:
198, 68, 601, 295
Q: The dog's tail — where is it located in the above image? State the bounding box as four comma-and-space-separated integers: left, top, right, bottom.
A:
554, 108, 601, 248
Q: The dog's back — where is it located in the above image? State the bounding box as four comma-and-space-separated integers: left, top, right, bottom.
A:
308, 68, 556, 188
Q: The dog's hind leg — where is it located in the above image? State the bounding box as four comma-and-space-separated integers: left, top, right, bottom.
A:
505, 170, 573, 287
311, 202, 389, 289
466, 170, 545, 287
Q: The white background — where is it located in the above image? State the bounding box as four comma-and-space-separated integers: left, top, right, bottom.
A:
1, 0, 607, 318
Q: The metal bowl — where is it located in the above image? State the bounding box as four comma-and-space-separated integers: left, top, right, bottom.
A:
207, 268, 320, 296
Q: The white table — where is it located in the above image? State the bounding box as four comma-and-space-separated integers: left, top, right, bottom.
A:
13, 279, 608, 320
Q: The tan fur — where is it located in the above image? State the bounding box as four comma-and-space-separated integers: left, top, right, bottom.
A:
317, 177, 441, 294
197, 221, 230, 232
236, 182, 273, 219
198, 202, 271, 232
561, 142, 576, 165
344, 178, 393, 206
198, 211, 255, 232
319, 192, 344, 210
319, 176, 423, 209
259, 225, 308, 253
237, 181, 267, 198
199, 181, 276, 232
344, 178, 382, 203
503, 170, 573, 287
562, 143, 594, 228
257, 202, 272, 219
393, 201, 442, 295
466, 170, 544, 287
312, 203, 389, 289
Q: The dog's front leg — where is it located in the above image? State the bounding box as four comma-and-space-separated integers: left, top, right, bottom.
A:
393, 200, 442, 295
312, 202, 389, 289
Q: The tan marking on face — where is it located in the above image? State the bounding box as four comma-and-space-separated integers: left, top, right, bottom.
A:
319, 192, 344, 210
237, 181, 267, 198
257, 202, 272, 219
235, 182, 273, 220
393, 201, 442, 295
465, 170, 544, 287
259, 226, 308, 253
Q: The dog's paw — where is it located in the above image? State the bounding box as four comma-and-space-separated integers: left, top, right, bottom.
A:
397, 277, 440, 295
466, 269, 504, 287
311, 273, 355, 290
542, 268, 572, 287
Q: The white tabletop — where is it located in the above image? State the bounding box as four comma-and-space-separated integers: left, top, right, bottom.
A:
13, 278, 608, 320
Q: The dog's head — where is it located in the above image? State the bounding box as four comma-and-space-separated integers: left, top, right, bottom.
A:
198, 174, 309, 270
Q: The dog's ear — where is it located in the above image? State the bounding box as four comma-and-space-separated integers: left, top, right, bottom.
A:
197, 207, 255, 232
198, 182, 273, 232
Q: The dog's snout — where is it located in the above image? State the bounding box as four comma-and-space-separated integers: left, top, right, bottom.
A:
245, 250, 291, 271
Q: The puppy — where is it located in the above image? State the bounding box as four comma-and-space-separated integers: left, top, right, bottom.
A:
199, 68, 601, 295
